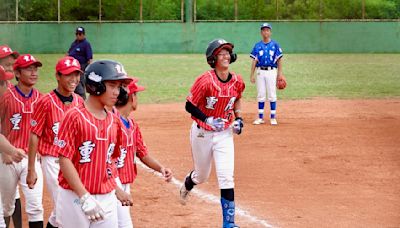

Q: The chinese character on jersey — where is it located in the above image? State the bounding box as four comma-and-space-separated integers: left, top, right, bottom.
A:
106, 143, 116, 164
10, 113, 22, 130
206, 96, 218, 110
79, 141, 95, 163
117, 147, 128, 168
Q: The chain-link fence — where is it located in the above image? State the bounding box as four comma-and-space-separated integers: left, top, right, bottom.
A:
0, 0, 398, 22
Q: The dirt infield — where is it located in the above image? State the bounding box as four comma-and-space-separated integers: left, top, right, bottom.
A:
21, 99, 400, 227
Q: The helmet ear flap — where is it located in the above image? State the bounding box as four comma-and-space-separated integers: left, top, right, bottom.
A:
207, 56, 217, 68
230, 53, 237, 64
85, 80, 106, 95
116, 87, 129, 106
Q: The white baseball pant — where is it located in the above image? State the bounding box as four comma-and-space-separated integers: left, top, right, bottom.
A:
0, 156, 43, 222
41, 156, 60, 227
189, 122, 235, 189
256, 68, 277, 102
0, 193, 5, 228
56, 188, 118, 228
116, 178, 133, 228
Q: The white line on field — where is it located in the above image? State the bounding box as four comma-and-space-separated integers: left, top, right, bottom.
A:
137, 161, 274, 228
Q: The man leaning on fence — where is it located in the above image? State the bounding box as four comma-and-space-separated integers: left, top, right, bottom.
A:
67, 26, 93, 99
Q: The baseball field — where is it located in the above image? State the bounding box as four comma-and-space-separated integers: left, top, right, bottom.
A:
19, 53, 400, 227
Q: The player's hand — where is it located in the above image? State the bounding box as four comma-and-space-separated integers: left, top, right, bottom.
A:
80, 193, 105, 222
115, 188, 133, 206
26, 169, 38, 189
232, 117, 244, 135
206, 117, 227, 132
11, 148, 26, 163
250, 75, 256, 84
1, 153, 13, 165
161, 167, 173, 182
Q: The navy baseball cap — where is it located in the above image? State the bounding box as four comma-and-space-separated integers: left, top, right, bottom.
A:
76, 27, 85, 34
260, 23, 272, 30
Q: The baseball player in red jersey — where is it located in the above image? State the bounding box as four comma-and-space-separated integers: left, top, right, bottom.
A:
0, 54, 44, 228
0, 45, 23, 228
55, 60, 133, 228
26, 56, 84, 228
114, 79, 173, 227
180, 39, 245, 228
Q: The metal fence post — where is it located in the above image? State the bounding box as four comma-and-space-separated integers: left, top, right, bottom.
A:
58, 0, 60, 23
362, 0, 365, 19
234, 0, 238, 21
15, 0, 18, 22
140, 0, 143, 22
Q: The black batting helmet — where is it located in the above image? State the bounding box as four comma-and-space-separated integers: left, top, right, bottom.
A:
85, 60, 133, 96
206, 38, 237, 68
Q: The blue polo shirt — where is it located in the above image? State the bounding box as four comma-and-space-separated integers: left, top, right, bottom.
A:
250, 40, 283, 68
68, 38, 93, 65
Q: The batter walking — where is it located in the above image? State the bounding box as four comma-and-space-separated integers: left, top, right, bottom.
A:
180, 39, 245, 228
250, 23, 286, 125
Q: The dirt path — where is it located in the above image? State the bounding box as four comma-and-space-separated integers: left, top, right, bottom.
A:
22, 99, 400, 228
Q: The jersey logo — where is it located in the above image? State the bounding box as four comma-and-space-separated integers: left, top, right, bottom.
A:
116, 147, 128, 168
52, 122, 60, 135
31, 119, 37, 127
206, 96, 218, 110
79, 141, 96, 163
10, 113, 22, 130
224, 97, 236, 111
106, 143, 116, 164
259, 50, 264, 56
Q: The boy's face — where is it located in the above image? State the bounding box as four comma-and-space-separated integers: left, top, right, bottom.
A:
57, 71, 80, 94
100, 80, 123, 107
0, 56, 16, 74
15, 65, 39, 87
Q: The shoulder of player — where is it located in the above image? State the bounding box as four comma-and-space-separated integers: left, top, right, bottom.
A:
230, 72, 245, 84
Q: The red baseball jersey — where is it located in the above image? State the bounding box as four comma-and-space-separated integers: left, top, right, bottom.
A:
56, 105, 122, 194
0, 86, 41, 152
187, 70, 245, 131
7, 81, 13, 89
116, 115, 148, 184
30, 91, 84, 157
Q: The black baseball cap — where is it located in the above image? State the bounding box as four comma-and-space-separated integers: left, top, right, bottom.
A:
76, 27, 85, 34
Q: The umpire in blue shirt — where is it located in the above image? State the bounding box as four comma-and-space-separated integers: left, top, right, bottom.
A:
68, 26, 93, 99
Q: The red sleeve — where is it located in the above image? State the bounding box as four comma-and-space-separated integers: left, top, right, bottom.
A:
134, 123, 148, 159
56, 110, 77, 159
30, 96, 48, 137
187, 75, 206, 106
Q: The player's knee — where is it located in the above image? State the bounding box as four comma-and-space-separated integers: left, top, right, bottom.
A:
216, 173, 234, 189
25, 203, 43, 221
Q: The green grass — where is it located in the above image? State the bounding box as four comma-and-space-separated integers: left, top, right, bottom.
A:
26, 54, 400, 103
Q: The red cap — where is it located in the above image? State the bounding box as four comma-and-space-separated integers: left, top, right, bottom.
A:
0, 45, 19, 59
0, 65, 13, 81
56, 56, 82, 75
13, 54, 42, 70
127, 78, 145, 94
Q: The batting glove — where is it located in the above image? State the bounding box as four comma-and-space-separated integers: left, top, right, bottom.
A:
80, 193, 105, 222
205, 117, 227, 132
232, 117, 244, 135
